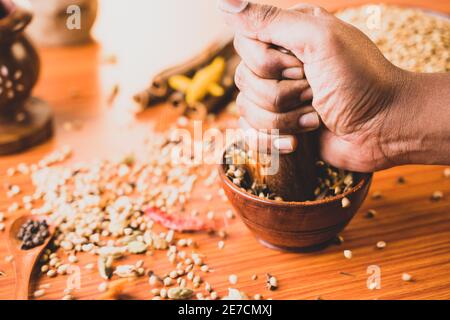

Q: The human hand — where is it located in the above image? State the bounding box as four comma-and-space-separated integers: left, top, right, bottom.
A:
218, 0, 412, 172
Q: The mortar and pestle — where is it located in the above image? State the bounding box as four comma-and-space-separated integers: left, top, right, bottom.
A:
219, 48, 372, 252
0, 0, 53, 155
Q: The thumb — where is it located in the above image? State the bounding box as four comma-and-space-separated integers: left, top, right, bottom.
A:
217, 0, 325, 61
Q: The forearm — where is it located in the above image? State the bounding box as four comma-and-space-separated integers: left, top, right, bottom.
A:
382, 71, 450, 166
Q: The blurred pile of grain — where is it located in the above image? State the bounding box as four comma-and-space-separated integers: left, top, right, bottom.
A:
336, 4, 450, 73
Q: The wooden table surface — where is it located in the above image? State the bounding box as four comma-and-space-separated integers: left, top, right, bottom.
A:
0, 0, 449, 300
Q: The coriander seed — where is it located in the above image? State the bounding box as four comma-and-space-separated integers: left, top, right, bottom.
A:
376, 241, 387, 249
402, 273, 413, 282
344, 250, 353, 259
228, 274, 238, 285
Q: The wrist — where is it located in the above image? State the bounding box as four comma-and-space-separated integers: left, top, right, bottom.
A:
380, 69, 450, 166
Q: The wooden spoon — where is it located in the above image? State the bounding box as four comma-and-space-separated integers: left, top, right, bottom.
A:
7, 215, 54, 300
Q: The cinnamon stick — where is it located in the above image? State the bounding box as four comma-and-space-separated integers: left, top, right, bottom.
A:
134, 38, 237, 112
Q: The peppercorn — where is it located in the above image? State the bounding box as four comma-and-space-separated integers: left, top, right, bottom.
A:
17, 219, 50, 250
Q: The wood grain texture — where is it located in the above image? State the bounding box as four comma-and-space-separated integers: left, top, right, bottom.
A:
0, 0, 449, 300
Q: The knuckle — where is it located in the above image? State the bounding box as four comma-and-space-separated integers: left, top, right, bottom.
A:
312, 6, 328, 16
266, 84, 285, 112
317, 20, 339, 46
250, 5, 281, 29
255, 55, 278, 78
234, 64, 245, 90
233, 36, 244, 57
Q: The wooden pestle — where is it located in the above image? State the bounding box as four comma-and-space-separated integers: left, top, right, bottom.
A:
246, 47, 318, 202
246, 133, 318, 202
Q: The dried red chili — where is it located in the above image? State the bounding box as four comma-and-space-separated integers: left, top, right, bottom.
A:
146, 207, 215, 232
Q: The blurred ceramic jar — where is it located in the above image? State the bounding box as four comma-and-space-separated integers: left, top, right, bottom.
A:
0, 0, 39, 116
27, 0, 98, 46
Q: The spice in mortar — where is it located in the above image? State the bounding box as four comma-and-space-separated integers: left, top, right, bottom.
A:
17, 219, 50, 250
224, 146, 355, 201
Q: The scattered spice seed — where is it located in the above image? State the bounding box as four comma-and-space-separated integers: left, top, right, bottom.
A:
251, 274, 258, 281
376, 241, 387, 249
402, 273, 413, 282
84, 263, 95, 270
163, 277, 173, 287
98, 282, 109, 292
6, 168, 16, 176
4, 255, 13, 263
431, 191, 444, 202
266, 274, 278, 291
196, 292, 204, 300
33, 289, 45, 298
444, 168, 450, 178
46, 270, 56, 278
114, 265, 139, 278
169, 270, 178, 279
223, 288, 248, 300
218, 229, 227, 239
397, 176, 406, 184
218, 241, 225, 250
343, 250, 353, 259
200, 265, 209, 272
254, 294, 262, 300
228, 274, 238, 285
127, 241, 148, 254
151, 288, 160, 296
149, 275, 160, 286
0, 270, 5, 277
371, 191, 383, 200
365, 209, 377, 219
193, 275, 202, 285
210, 291, 218, 300
98, 256, 113, 280
337, 4, 450, 73
39, 283, 51, 290
225, 209, 235, 219
167, 287, 194, 300
0, 129, 256, 301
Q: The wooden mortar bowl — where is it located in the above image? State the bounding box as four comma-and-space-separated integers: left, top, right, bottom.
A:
218, 157, 373, 252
